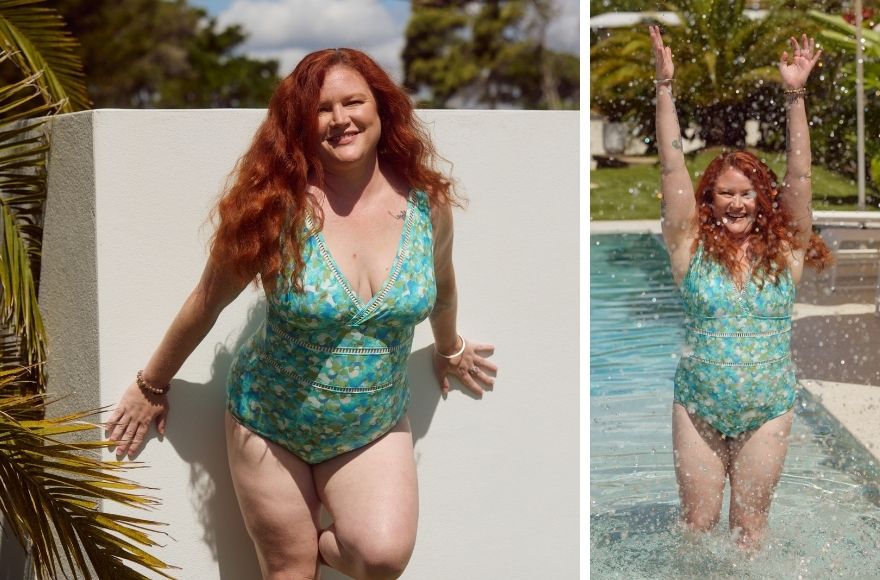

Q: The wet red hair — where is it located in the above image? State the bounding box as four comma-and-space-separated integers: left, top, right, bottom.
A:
693, 151, 832, 283
211, 48, 457, 291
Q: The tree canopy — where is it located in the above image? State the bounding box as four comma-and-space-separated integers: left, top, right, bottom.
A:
46, 0, 279, 108
403, 0, 579, 109
590, 1, 878, 194
0, 2, 174, 577
808, 10, 880, 190
591, 0, 814, 148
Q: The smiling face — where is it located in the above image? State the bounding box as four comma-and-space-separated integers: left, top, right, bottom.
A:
711, 168, 758, 239
316, 65, 382, 173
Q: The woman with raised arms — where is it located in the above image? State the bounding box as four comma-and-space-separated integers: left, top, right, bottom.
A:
650, 25, 831, 551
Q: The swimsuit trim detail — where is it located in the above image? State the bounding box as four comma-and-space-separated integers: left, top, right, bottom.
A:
257, 352, 397, 393
313, 229, 363, 308
307, 191, 415, 315
686, 327, 791, 338
266, 321, 409, 355
685, 353, 791, 367
350, 198, 415, 326
693, 315, 792, 321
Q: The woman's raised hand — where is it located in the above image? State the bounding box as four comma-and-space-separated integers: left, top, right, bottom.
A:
779, 34, 822, 89
105, 381, 169, 458
649, 25, 674, 81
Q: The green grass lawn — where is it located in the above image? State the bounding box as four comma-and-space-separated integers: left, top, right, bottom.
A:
590, 147, 880, 220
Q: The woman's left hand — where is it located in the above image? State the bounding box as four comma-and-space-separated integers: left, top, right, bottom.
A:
779, 33, 822, 89
432, 338, 497, 397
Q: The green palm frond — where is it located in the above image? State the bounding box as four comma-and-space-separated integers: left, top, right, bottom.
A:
0, 30, 70, 389
1, 369, 178, 579
591, 0, 816, 146
590, 31, 654, 95
0, 6, 172, 579
808, 11, 880, 91
0, 115, 49, 381
0, 0, 89, 112
0, 186, 45, 346
808, 11, 880, 52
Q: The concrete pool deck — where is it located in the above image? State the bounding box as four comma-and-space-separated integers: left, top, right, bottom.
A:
591, 219, 880, 463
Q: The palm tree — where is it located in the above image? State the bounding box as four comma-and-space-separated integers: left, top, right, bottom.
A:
0, 1, 175, 577
807, 11, 880, 89
591, 0, 812, 148
1, 369, 177, 579
807, 10, 880, 187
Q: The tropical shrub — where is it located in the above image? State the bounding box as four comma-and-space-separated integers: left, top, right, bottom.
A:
0, 1, 174, 577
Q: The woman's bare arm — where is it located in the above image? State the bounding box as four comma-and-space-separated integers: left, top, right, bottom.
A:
778, 34, 821, 248
650, 25, 696, 257
429, 203, 496, 397
106, 252, 251, 457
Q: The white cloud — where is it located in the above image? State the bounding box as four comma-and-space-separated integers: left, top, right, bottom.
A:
546, 0, 580, 55
215, 0, 579, 84
218, 0, 404, 80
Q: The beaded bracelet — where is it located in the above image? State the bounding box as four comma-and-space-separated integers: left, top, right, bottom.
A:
136, 369, 171, 396
783, 87, 807, 95
653, 78, 674, 85
434, 334, 466, 359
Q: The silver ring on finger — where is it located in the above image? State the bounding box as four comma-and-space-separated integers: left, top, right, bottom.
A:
469, 366, 479, 374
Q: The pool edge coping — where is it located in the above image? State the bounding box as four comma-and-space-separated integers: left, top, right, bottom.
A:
590, 220, 661, 234
799, 379, 880, 464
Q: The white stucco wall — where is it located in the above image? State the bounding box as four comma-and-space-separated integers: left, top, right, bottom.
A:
40, 109, 578, 579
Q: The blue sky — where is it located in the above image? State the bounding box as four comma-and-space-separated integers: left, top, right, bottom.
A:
188, 0, 578, 82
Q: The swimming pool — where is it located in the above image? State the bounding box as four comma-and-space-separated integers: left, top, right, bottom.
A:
590, 232, 880, 578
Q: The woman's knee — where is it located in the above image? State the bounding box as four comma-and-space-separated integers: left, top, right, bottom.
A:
681, 504, 720, 533
676, 467, 725, 533
729, 496, 769, 528
334, 526, 415, 580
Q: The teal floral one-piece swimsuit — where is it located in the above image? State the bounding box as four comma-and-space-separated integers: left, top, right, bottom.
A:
227, 190, 436, 464
673, 244, 797, 437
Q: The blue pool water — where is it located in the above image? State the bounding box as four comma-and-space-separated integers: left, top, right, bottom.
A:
590, 232, 880, 578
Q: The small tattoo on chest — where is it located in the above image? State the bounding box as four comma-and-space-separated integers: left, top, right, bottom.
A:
389, 210, 406, 220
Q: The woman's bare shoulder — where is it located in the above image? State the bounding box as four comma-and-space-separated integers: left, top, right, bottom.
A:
666, 233, 698, 286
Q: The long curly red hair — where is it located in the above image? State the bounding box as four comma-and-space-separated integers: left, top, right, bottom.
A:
211, 48, 458, 292
694, 150, 832, 283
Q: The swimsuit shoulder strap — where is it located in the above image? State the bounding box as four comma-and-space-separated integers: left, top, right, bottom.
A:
410, 188, 431, 214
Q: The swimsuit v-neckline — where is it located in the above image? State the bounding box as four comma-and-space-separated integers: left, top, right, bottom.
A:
729, 262, 752, 292
728, 266, 753, 313
308, 190, 414, 310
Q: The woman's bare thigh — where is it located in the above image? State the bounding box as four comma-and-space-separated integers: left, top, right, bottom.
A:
225, 412, 322, 577
313, 416, 419, 573
728, 410, 793, 522
672, 403, 729, 529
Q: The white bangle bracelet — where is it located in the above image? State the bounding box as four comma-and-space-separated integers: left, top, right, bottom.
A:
435, 335, 466, 359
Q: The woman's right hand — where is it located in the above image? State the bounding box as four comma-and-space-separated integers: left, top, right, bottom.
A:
105, 382, 169, 458
649, 25, 674, 80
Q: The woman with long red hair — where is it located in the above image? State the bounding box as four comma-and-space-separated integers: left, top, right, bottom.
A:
106, 48, 496, 578
650, 26, 831, 551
